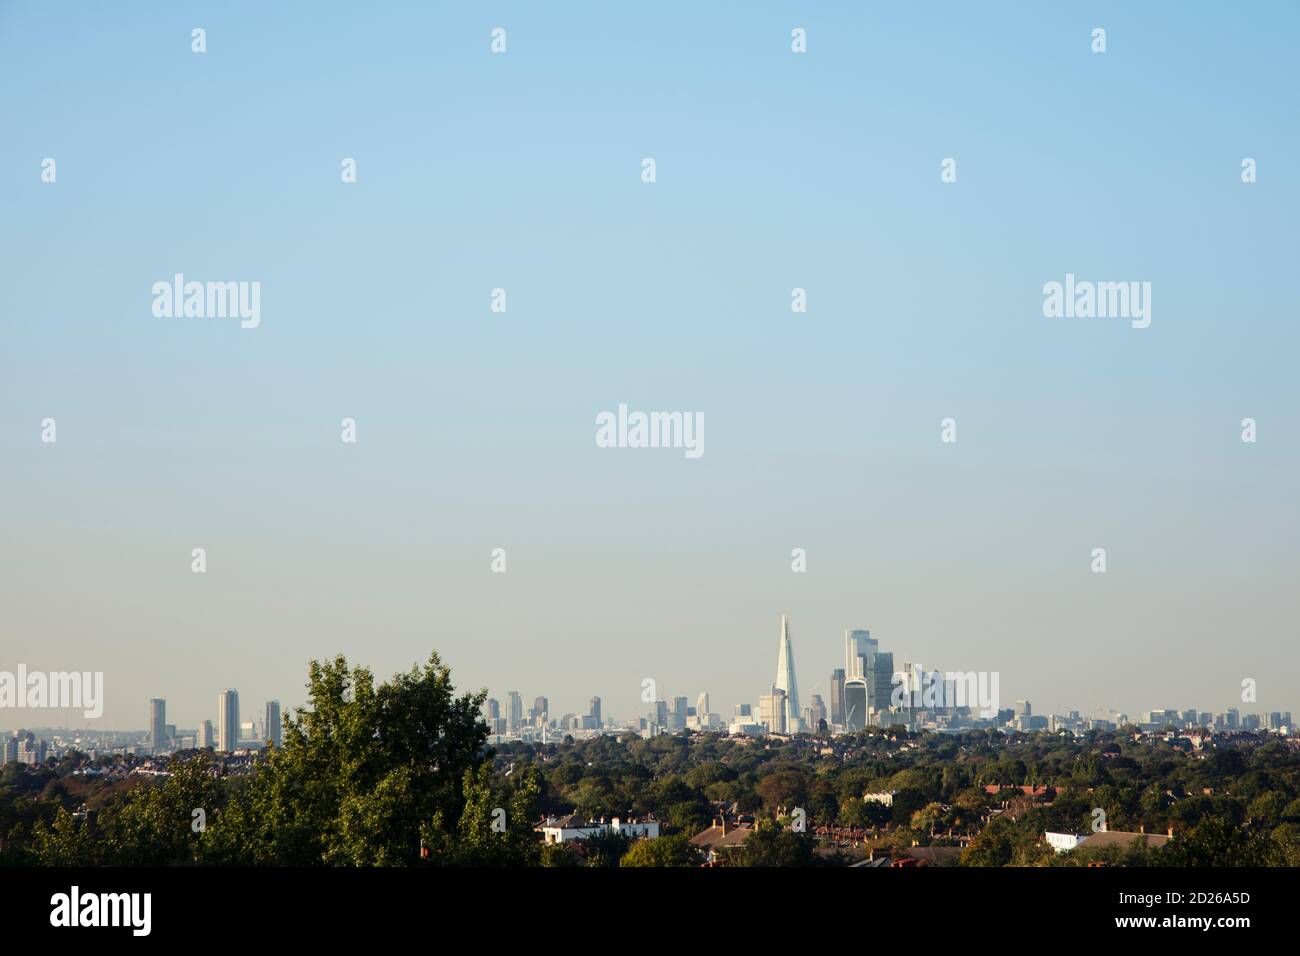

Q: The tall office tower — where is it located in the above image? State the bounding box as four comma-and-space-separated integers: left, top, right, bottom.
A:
774, 615, 801, 733
218, 689, 240, 752
1182, 709, 1199, 727
484, 698, 500, 722
734, 703, 752, 718
1016, 699, 1032, 718
265, 700, 282, 748
809, 694, 826, 727
759, 686, 788, 735
1268, 712, 1282, 730
507, 691, 523, 732
654, 699, 668, 726
148, 698, 166, 753
589, 696, 602, 727
695, 692, 709, 722
2, 733, 18, 764
872, 652, 893, 717
844, 678, 868, 731
533, 696, 549, 727
669, 696, 688, 732
1199, 711, 1213, 728
1226, 708, 1240, 729
845, 629, 873, 680
845, 628, 891, 716
829, 669, 845, 725
198, 720, 214, 749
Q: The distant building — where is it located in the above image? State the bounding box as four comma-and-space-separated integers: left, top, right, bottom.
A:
829, 669, 845, 726
533, 696, 549, 728
774, 615, 801, 732
843, 678, 868, 731
148, 698, 166, 753
218, 689, 240, 752
15, 731, 46, 766
759, 685, 788, 735
198, 720, 214, 749
507, 691, 523, 732
265, 700, 282, 748
809, 693, 826, 727
589, 696, 602, 727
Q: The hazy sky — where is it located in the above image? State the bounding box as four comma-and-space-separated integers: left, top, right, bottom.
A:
3, 2, 1298, 732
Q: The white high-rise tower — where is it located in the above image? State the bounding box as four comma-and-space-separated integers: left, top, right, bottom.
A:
775, 615, 801, 733
218, 689, 240, 752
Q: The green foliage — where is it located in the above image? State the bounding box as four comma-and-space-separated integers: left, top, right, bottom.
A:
619, 833, 699, 867
738, 821, 814, 867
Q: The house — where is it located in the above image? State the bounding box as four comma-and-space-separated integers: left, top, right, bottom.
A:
1077, 828, 1171, 851
535, 814, 659, 845
689, 818, 753, 864
1045, 831, 1089, 853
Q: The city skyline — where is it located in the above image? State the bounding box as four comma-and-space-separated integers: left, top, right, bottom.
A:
4, 608, 1289, 738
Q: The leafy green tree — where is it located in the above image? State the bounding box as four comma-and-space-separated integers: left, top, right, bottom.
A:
619, 833, 699, 867
1157, 817, 1282, 867
204, 652, 488, 865
739, 821, 814, 867
35, 753, 221, 866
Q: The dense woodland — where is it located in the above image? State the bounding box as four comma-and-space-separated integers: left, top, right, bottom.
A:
3, 652, 1298, 867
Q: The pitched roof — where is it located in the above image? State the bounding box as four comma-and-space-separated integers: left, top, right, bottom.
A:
689, 824, 752, 850
1079, 830, 1170, 849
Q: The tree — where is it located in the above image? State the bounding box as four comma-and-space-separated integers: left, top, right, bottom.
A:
739, 821, 814, 867
619, 834, 699, 867
1158, 817, 1282, 867
34, 753, 222, 866
204, 652, 489, 865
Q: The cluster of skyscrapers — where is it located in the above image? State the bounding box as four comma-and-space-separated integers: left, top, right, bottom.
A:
482, 692, 608, 740
139, 691, 282, 754
474, 615, 1296, 744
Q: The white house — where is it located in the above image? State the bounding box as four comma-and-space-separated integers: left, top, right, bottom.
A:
863, 790, 899, 807
1045, 831, 1088, 853
536, 815, 660, 845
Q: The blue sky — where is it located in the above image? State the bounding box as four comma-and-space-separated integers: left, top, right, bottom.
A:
2, 2, 1298, 730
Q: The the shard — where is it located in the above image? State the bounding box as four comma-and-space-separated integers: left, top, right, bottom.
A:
775, 614, 801, 732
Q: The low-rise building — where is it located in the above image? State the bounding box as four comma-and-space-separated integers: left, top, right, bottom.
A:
536, 814, 659, 845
